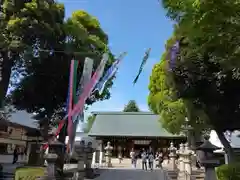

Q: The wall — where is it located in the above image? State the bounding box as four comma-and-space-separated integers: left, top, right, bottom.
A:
0, 125, 34, 154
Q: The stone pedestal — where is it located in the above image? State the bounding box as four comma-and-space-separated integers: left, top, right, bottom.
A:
48, 139, 65, 176
168, 142, 177, 170
85, 142, 94, 178
44, 153, 58, 179
183, 143, 193, 177
177, 143, 185, 180
74, 140, 86, 180
191, 153, 197, 169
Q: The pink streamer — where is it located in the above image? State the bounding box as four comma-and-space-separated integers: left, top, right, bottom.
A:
68, 65, 102, 118
67, 60, 75, 140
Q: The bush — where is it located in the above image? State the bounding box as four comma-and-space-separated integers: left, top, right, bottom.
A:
216, 163, 240, 180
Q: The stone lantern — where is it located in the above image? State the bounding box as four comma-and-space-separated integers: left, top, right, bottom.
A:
183, 143, 194, 177
73, 135, 96, 180
44, 138, 64, 179
177, 143, 185, 179
181, 117, 194, 150
168, 142, 177, 170
104, 142, 113, 167
74, 140, 86, 180
197, 136, 220, 180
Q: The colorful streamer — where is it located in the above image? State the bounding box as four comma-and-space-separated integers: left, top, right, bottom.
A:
68, 57, 94, 153
169, 41, 180, 70
133, 48, 151, 84
67, 60, 79, 151
67, 60, 75, 145
43, 53, 108, 150
91, 52, 126, 96
67, 53, 108, 118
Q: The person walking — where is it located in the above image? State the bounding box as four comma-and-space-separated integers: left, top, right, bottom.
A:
156, 151, 163, 169
130, 148, 136, 168
12, 146, 19, 164
118, 146, 123, 164
133, 150, 138, 168
141, 149, 148, 170
148, 152, 154, 170
118, 152, 123, 164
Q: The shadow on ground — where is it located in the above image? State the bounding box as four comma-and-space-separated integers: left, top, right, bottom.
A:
94, 168, 167, 180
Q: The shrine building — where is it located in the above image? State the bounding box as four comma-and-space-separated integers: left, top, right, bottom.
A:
88, 111, 186, 157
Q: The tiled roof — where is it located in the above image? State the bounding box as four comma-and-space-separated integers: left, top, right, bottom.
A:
88, 112, 182, 138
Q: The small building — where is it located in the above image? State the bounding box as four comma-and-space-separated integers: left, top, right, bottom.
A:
88, 111, 185, 157
0, 118, 41, 154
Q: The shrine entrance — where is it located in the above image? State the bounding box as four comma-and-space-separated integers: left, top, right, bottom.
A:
88, 112, 186, 158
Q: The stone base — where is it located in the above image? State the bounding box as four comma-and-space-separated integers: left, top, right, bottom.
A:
177, 171, 185, 180
85, 168, 95, 179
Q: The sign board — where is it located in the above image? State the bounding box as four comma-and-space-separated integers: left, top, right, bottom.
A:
15, 167, 45, 180
134, 140, 151, 145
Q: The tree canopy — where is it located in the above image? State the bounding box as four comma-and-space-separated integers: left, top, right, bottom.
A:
84, 114, 96, 133
123, 100, 140, 112
0, 0, 65, 108
148, 53, 209, 135
6, 2, 116, 120
149, 0, 240, 162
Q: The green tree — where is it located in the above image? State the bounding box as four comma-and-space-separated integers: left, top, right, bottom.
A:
6, 3, 117, 171
0, 0, 65, 109
84, 114, 96, 133
156, 0, 240, 162
9, 10, 114, 118
148, 53, 209, 145
123, 100, 140, 112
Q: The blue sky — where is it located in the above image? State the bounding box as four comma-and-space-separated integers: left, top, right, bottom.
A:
60, 0, 173, 113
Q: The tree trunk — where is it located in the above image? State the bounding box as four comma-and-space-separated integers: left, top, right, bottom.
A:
56, 123, 67, 178
0, 51, 12, 108
215, 128, 236, 163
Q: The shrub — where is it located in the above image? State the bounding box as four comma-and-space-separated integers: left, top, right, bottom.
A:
216, 163, 240, 180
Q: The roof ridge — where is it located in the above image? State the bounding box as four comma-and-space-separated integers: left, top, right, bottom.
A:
91, 111, 155, 115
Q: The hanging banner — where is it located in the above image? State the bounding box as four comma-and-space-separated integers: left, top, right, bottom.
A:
133, 48, 151, 84
169, 41, 180, 70
75, 57, 94, 108
68, 57, 94, 152
92, 52, 126, 96
68, 53, 109, 118
43, 53, 108, 150
67, 60, 77, 144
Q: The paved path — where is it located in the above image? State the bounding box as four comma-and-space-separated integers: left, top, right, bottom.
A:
1, 163, 23, 180
95, 168, 168, 180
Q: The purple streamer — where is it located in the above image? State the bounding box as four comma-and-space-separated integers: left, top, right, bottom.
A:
169, 41, 180, 70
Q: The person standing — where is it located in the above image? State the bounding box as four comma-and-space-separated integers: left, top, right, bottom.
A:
130, 148, 135, 168
141, 149, 147, 170
148, 152, 154, 170
133, 150, 138, 168
118, 146, 123, 164
156, 151, 163, 169
118, 152, 123, 164
12, 146, 18, 164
